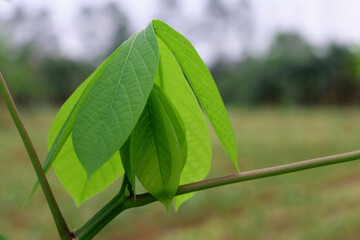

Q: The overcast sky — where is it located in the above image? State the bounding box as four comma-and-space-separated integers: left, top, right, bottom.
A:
1, 0, 360, 63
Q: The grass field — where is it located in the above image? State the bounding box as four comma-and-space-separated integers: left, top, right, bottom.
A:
1, 106, 360, 240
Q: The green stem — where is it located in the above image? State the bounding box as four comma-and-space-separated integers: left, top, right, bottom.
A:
174, 149, 360, 195
75, 176, 129, 240
132, 149, 360, 207
0, 73, 73, 240
76, 193, 128, 240
75, 149, 360, 239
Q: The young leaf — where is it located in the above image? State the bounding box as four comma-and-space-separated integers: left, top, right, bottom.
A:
52, 135, 123, 206
152, 19, 239, 170
133, 86, 187, 209
155, 37, 212, 210
26, 44, 124, 201
73, 22, 159, 179
47, 55, 125, 205
119, 134, 136, 192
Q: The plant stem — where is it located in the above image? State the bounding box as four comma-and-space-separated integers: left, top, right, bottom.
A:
75, 176, 129, 240
175, 149, 360, 195
0, 73, 73, 240
76, 193, 128, 240
132, 149, 360, 206
75, 149, 360, 239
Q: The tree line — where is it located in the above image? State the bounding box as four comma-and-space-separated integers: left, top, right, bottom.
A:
1, 2, 359, 106
212, 33, 360, 106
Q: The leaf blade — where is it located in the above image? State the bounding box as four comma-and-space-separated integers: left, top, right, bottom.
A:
26, 44, 124, 202
43, 43, 126, 205
53, 135, 123, 206
134, 86, 187, 209
48, 76, 124, 205
155, 37, 212, 210
120, 134, 136, 192
153, 19, 238, 170
73, 23, 159, 178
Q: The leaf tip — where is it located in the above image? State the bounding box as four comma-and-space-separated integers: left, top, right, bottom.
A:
74, 199, 82, 208
230, 149, 240, 172
174, 203, 181, 212
23, 181, 40, 207
161, 199, 172, 212
151, 19, 163, 26
234, 163, 240, 172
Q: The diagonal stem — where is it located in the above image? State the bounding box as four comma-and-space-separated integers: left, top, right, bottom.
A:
176, 149, 360, 195
131, 149, 360, 206
0, 72, 73, 240
75, 176, 129, 240
75, 149, 360, 239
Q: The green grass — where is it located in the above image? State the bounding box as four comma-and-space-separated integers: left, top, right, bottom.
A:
1, 105, 360, 240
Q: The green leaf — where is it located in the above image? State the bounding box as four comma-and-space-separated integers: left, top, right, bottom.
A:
26, 44, 124, 203
52, 135, 123, 206
133, 86, 187, 209
152, 19, 238, 170
120, 134, 136, 192
47, 48, 125, 205
46, 62, 124, 205
155, 37, 212, 210
73, 22, 159, 179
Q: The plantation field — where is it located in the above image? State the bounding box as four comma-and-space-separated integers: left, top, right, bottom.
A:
1, 106, 360, 240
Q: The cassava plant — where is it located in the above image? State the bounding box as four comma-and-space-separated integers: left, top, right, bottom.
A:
1, 19, 360, 240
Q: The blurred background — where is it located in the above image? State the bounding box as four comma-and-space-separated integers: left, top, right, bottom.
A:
1, 0, 360, 239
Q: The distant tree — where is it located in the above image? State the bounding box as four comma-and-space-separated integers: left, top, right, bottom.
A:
0, 3, 132, 104
212, 32, 360, 106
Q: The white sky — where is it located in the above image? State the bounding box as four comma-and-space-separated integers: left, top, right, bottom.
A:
1, 0, 360, 63
252, 0, 360, 47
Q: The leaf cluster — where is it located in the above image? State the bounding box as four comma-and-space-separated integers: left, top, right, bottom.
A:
29, 20, 238, 210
